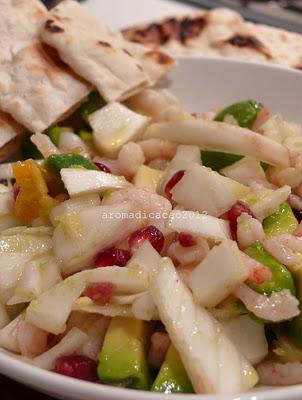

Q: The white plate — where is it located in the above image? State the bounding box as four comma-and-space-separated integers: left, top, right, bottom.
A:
1, 57, 302, 400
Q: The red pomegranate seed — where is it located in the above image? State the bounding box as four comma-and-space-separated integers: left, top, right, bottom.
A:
128, 225, 164, 253
227, 201, 254, 240
94, 247, 131, 268
293, 209, 302, 224
165, 170, 185, 199
94, 162, 111, 174
83, 282, 116, 305
55, 355, 98, 381
13, 184, 20, 201
178, 232, 196, 247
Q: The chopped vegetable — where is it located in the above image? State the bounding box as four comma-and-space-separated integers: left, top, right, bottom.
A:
144, 119, 290, 167
89, 102, 150, 155
215, 100, 263, 128
44, 126, 72, 146
187, 240, 249, 307
151, 345, 194, 393
80, 91, 105, 124
13, 160, 58, 225
245, 241, 296, 296
60, 168, 128, 197
98, 317, 151, 390
263, 202, 298, 239
44, 154, 98, 175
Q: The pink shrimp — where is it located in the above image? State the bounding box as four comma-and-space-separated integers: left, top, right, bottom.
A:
257, 362, 302, 386
263, 234, 302, 267
31, 133, 60, 158
138, 139, 177, 162
234, 284, 299, 322
148, 332, 170, 369
117, 142, 145, 178
241, 253, 272, 285
252, 108, 271, 132
17, 319, 49, 358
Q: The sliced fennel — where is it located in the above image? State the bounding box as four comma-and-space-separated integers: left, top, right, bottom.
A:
187, 240, 249, 307
60, 168, 129, 197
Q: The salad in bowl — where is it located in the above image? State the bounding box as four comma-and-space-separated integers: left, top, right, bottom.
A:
1, 0, 302, 397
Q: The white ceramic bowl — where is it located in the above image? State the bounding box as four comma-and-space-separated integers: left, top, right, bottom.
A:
1, 57, 302, 400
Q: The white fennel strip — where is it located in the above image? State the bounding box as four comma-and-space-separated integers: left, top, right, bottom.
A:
150, 257, 258, 394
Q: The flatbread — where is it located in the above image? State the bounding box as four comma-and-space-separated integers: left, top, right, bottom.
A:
0, 0, 47, 62
0, 43, 91, 133
0, 0, 91, 132
40, 0, 175, 102
123, 8, 302, 70
0, 111, 24, 149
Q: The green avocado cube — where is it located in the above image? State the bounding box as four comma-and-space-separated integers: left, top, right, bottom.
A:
97, 317, 151, 390
214, 100, 263, 128
44, 154, 98, 175
44, 126, 72, 146
263, 202, 298, 239
151, 345, 193, 393
245, 241, 296, 297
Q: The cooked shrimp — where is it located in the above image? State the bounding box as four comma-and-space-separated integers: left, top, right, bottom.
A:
31, 133, 60, 158
248, 178, 276, 191
240, 253, 272, 285
102, 186, 172, 234
125, 89, 179, 121
262, 237, 298, 267
289, 193, 302, 211
257, 362, 302, 386
58, 131, 90, 158
167, 239, 209, 266
17, 319, 49, 358
138, 139, 177, 162
267, 164, 302, 189
237, 213, 265, 249
263, 234, 302, 267
148, 331, 170, 369
294, 223, 302, 237
117, 142, 145, 178
147, 158, 169, 171
252, 108, 271, 132
234, 284, 299, 322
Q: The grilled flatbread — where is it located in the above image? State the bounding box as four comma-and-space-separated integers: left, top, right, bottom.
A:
0, 111, 23, 149
40, 0, 175, 102
0, 0, 46, 62
123, 8, 302, 70
0, 0, 91, 132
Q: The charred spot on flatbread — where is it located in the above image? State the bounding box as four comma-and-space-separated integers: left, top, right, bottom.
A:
98, 41, 112, 48
45, 19, 64, 33
123, 15, 207, 46
223, 34, 272, 59
178, 16, 207, 43
144, 50, 174, 67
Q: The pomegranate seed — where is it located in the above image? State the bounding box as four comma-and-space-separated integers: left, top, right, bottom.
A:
293, 209, 302, 224
13, 184, 20, 201
83, 282, 116, 305
94, 247, 131, 268
94, 162, 111, 174
128, 225, 164, 253
55, 355, 98, 381
165, 170, 185, 199
227, 201, 254, 240
178, 232, 196, 247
